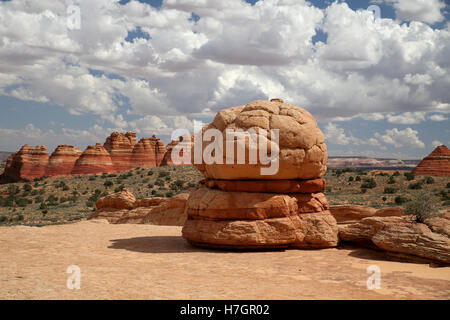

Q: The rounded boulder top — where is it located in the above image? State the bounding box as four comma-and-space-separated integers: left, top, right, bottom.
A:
194, 99, 327, 180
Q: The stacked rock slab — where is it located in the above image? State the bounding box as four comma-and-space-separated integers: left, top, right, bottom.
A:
412, 145, 450, 177
182, 99, 338, 249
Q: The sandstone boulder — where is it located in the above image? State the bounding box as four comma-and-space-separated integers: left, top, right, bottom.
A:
339, 216, 450, 264
193, 99, 327, 180
330, 205, 404, 224
91, 191, 189, 226
202, 178, 326, 193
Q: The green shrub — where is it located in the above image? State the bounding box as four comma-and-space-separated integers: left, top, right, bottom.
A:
348, 176, 354, 182
147, 170, 154, 176
355, 176, 361, 182
0, 215, 7, 223
165, 192, 174, 198
404, 172, 415, 181
361, 188, 367, 194
392, 171, 400, 177
62, 185, 70, 191
23, 183, 32, 192
382, 196, 387, 201
158, 171, 169, 178
86, 201, 95, 207
361, 178, 376, 189
384, 187, 397, 194
88, 175, 97, 181
424, 176, 435, 184
188, 182, 197, 188
395, 196, 408, 205
155, 179, 165, 187
387, 176, 396, 184
42, 210, 48, 215
104, 180, 114, 187
404, 193, 438, 223
408, 181, 423, 190
446, 182, 450, 188
15, 198, 29, 207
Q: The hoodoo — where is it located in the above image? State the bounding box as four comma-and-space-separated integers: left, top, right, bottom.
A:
47, 145, 82, 176
182, 99, 338, 249
72, 143, 115, 175
131, 136, 167, 167
412, 145, 450, 177
1, 145, 49, 182
103, 131, 137, 171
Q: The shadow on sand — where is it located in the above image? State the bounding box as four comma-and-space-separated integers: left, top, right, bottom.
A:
108, 236, 288, 254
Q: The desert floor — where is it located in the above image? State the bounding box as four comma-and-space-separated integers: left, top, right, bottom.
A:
1, 219, 449, 299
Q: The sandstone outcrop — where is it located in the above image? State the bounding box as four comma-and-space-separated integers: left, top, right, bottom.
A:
182, 99, 338, 249
330, 205, 404, 224
412, 145, 450, 177
103, 132, 137, 171
339, 216, 450, 264
47, 145, 82, 176
72, 143, 115, 175
0, 145, 49, 182
132, 136, 166, 167
90, 189, 188, 226
0, 132, 169, 183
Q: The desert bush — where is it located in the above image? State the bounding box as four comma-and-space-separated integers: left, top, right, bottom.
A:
404, 193, 438, 223
392, 171, 400, 177
151, 190, 156, 195
394, 196, 408, 205
108, 174, 117, 178
188, 182, 197, 188
62, 185, 70, 191
382, 196, 387, 201
165, 192, 174, 198
383, 187, 397, 194
0, 215, 7, 223
104, 180, 114, 187
408, 181, 423, 190
86, 201, 95, 207
39, 203, 47, 210
31, 190, 38, 196
387, 176, 396, 184
7, 185, 20, 195
361, 178, 376, 189
35, 196, 44, 203
114, 186, 125, 193
142, 178, 150, 184
404, 172, 415, 181
348, 176, 354, 182
355, 176, 361, 182
155, 179, 165, 187
361, 188, 367, 194
88, 175, 97, 181
424, 176, 435, 184
447, 182, 450, 188
158, 171, 169, 178
147, 170, 154, 176
23, 183, 32, 192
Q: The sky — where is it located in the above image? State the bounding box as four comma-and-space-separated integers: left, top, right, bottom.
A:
0, 0, 449, 160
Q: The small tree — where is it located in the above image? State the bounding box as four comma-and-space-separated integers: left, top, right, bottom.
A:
404, 193, 438, 223
404, 172, 415, 181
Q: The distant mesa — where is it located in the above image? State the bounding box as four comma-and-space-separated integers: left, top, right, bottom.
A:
0, 132, 174, 184
412, 145, 450, 177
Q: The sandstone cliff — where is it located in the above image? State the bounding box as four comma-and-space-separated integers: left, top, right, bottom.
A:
412, 145, 450, 177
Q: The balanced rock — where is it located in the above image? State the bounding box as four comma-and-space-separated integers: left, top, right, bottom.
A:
161, 135, 193, 166
194, 99, 327, 180
47, 145, 82, 176
412, 145, 450, 177
182, 99, 338, 249
72, 143, 115, 174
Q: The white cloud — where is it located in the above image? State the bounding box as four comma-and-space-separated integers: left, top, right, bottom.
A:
428, 113, 448, 121
386, 112, 427, 124
375, 127, 425, 148
383, 0, 446, 24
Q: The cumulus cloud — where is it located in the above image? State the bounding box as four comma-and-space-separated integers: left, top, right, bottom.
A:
383, 0, 446, 24
0, 0, 448, 158
375, 127, 425, 148
431, 140, 443, 148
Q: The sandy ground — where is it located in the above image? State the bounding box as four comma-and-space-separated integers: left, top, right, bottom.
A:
0, 219, 449, 300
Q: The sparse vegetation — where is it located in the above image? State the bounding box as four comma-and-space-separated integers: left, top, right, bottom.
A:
404, 193, 439, 223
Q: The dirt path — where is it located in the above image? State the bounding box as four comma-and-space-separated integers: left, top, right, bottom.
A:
1, 220, 449, 299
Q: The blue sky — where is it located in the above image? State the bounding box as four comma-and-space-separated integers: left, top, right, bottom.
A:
0, 0, 449, 159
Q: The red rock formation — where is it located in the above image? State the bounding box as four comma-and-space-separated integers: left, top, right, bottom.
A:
103, 131, 136, 171
90, 189, 189, 225
182, 99, 338, 249
161, 135, 192, 166
412, 145, 450, 177
47, 145, 82, 176
72, 143, 115, 175
131, 135, 166, 167
0, 131, 169, 183
1, 145, 49, 181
